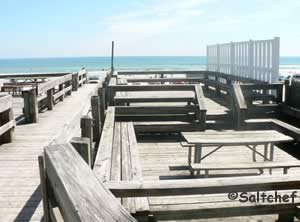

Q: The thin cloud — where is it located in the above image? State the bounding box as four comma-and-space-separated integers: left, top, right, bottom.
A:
108, 0, 215, 38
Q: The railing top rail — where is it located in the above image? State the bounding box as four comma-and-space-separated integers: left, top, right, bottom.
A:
37, 73, 72, 95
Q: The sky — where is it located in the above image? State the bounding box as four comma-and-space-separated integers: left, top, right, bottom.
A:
0, 0, 300, 58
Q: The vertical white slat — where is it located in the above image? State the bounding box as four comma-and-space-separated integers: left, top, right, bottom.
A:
248, 40, 254, 79
254, 41, 258, 80
272, 37, 280, 83
262, 41, 266, 82
217, 44, 220, 72
266, 40, 272, 82
243, 42, 247, 77
230, 42, 235, 75
258, 41, 262, 81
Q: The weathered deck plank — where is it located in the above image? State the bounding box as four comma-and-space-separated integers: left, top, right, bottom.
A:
0, 84, 98, 222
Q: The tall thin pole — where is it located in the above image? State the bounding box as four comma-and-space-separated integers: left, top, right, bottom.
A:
111, 41, 114, 72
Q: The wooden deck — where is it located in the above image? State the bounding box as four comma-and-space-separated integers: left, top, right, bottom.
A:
0, 83, 98, 222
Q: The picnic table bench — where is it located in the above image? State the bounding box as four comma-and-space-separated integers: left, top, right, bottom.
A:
181, 130, 297, 176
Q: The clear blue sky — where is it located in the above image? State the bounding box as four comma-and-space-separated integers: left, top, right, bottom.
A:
1, 0, 300, 58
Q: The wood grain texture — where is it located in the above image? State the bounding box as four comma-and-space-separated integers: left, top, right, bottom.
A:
44, 143, 136, 222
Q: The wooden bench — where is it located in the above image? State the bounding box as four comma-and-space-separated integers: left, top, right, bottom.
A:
111, 83, 207, 132
107, 175, 300, 221
191, 162, 300, 177
40, 143, 300, 221
93, 107, 150, 220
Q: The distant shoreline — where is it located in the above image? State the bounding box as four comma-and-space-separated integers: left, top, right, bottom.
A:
0, 56, 299, 75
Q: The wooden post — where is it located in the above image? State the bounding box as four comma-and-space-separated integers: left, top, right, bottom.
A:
66, 80, 72, 96
82, 68, 88, 84
277, 84, 283, 104
72, 72, 79, 91
215, 76, 221, 96
46, 89, 54, 110
237, 109, 245, 130
91, 96, 101, 143
38, 155, 50, 222
111, 41, 115, 72
23, 88, 38, 123
284, 79, 290, 103
102, 81, 108, 109
98, 87, 106, 126
70, 137, 92, 167
204, 71, 209, 92
59, 84, 64, 101
80, 115, 93, 152
0, 108, 15, 144
195, 106, 206, 131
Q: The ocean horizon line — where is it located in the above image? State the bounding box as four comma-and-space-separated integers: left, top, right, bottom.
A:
1, 55, 300, 60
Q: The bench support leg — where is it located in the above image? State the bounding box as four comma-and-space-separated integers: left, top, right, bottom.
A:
252, 145, 257, 162
194, 144, 202, 175
278, 213, 294, 222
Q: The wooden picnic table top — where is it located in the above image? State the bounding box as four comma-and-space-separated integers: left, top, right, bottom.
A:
181, 130, 294, 145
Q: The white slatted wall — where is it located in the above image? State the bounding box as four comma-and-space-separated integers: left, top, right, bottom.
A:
207, 37, 280, 83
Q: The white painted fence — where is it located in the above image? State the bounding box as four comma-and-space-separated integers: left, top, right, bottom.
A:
207, 37, 280, 83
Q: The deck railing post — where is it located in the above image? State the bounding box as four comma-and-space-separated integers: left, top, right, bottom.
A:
284, 79, 290, 104
70, 137, 92, 167
58, 84, 64, 101
46, 89, 54, 110
215, 74, 221, 96
80, 115, 93, 153
277, 84, 283, 104
0, 105, 15, 144
72, 72, 79, 91
204, 71, 209, 92
38, 155, 50, 222
98, 87, 106, 126
91, 96, 101, 143
23, 88, 38, 123
66, 80, 72, 96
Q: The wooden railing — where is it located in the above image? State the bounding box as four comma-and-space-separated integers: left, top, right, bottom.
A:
0, 95, 15, 144
232, 83, 284, 130
39, 142, 300, 222
22, 70, 88, 123
285, 77, 300, 111
39, 143, 136, 222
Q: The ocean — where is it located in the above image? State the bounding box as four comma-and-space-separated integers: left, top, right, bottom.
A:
0, 56, 299, 75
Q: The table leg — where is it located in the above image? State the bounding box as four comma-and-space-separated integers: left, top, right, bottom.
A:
252, 145, 257, 162
264, 144, 268, 161
269, 143, 274, 174
188, 146, 194, 175
270, 143, 274, 161
188, 146, 192, 165
195, 144, 202, 175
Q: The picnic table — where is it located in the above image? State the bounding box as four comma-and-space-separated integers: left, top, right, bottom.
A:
181, 130, 295, 176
